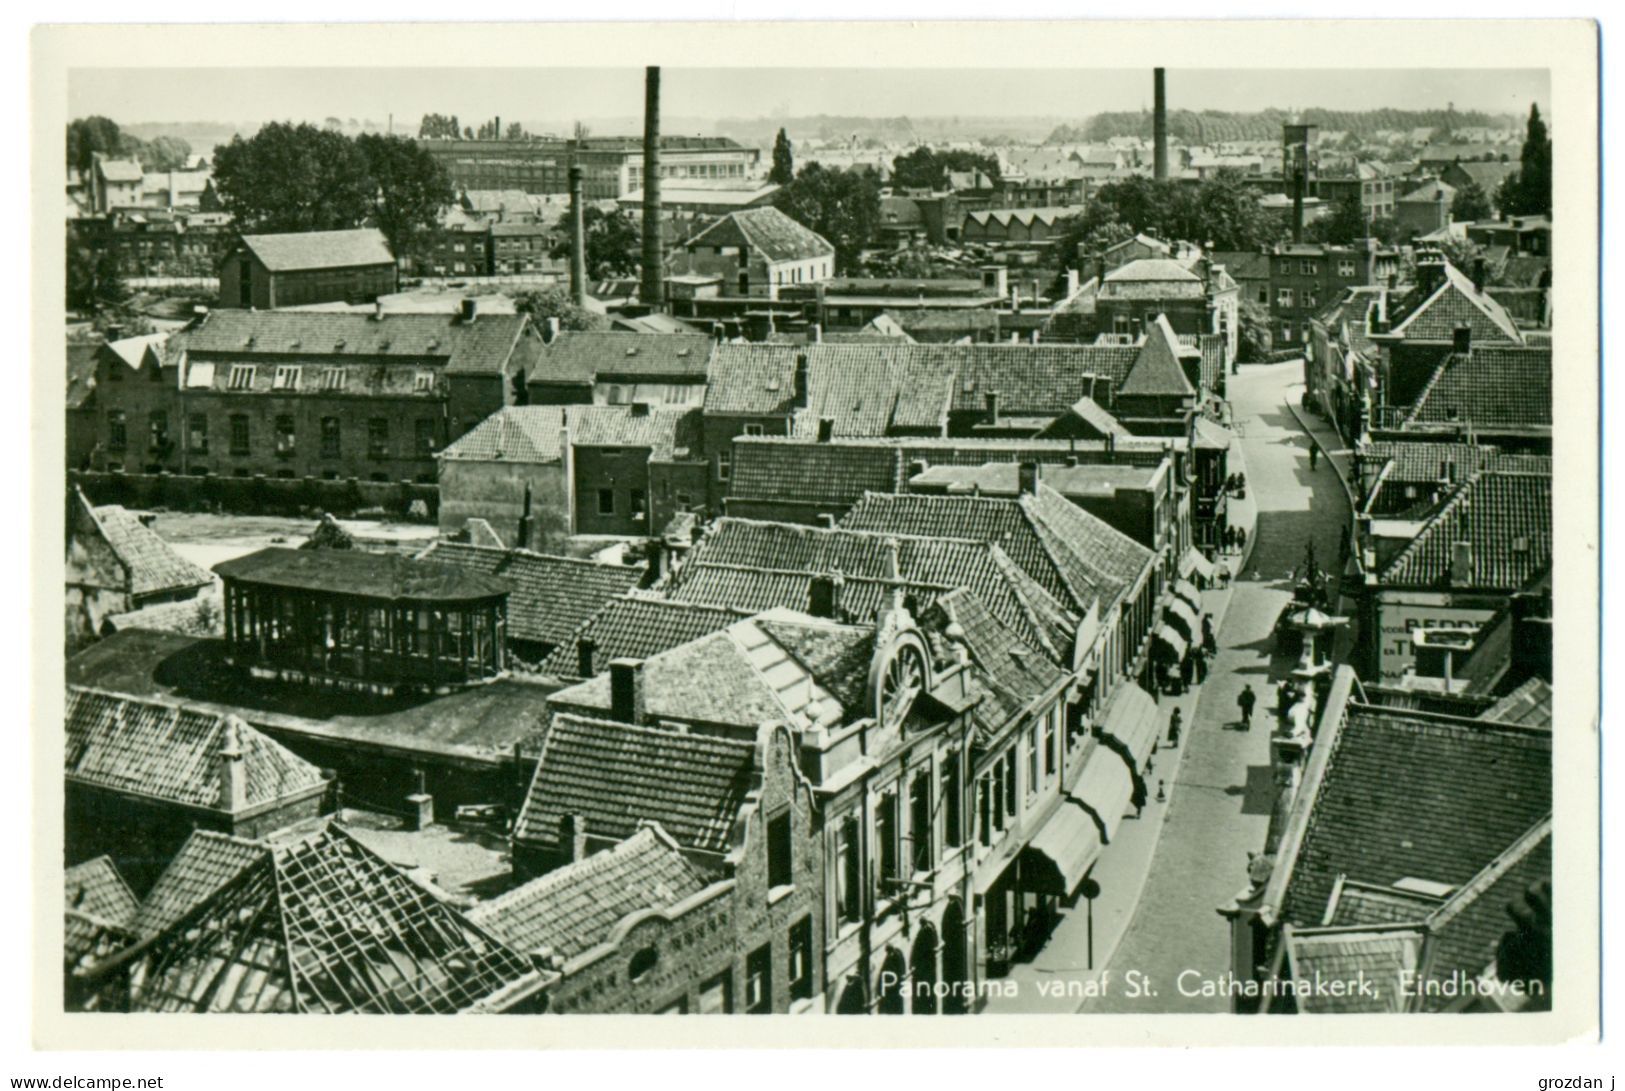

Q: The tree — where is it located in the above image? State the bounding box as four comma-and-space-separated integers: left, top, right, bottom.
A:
505, 122, 527, 141
1237, 298, 1272, 363
773, 163, 881, 273
67, 239, 129, 314
512, 285, 608, 332
1307, 190, 1368, 246
142, 135, 193, 172
1177, 170, 1282, 251
66, 116, 124, 175
1451, 180, 1493, 224
889, 146, 1001, 191
210, 122, 375, 235
769, 128, 795, 186
1509, 103, 1552, 217
550, 206, 641, 279
355, 133, 455, 259
1366, 214, 1409, 247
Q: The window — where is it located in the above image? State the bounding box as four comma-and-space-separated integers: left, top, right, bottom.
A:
1338, 260, 1357, 277
148, 411, 168, 451
1003, 753, 1017, 819
414, 370, 436, 393
909, 769, 933, 873
229, 415, 250, 456
320, 417, 341, 459
1276, 288, 1295, 308
188, 414, 208, 454
1280, 323, 1294, 343
630, 488, 647, 519
943, 751, 962, 850
767, 810, 793, 889
1045, 709, 1058, 778
274, 415, 295, 455
836, 815, 861, 923
742, 423, 765, 437
228, 364, 255, 390
597, 488, 616, 516
1257, 287, 1268, 304
106, 411, 126, 451
1026, 727, 1040, 799
320, 368, 346, 392
106, 364, 123, 383
876, 792, 900, 891
272, 365, 301, 390
698, 972, 732, 1015
745, 945, 773, 1014
788, 918, 814, 1002
367, 418, 389, 459
717, 451, 731, 481
628, 946, 659, 983
976, 775, 992, 847
1300, 261, 1318, 275
415, 419, 436, 456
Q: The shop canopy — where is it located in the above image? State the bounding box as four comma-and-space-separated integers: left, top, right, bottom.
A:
1073, 744, 1137, 844
1163, 597, 1201, 641
1180, 547, 1218, 583
1153, 624, 1188, 659
1281, 605, 1349, 631
1020, 802, 1103, 897
1099, 681, 1160, 772
1172, 578, 1203, 613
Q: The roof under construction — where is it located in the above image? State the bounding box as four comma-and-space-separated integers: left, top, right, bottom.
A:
113, 824, 547, 1014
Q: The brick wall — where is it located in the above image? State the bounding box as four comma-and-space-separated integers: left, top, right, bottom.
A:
71, 469, 439, 522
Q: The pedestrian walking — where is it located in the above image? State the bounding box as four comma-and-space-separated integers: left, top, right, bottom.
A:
1309, 443, 1319, 470
1224, 525, 1236, 552
1236, 525, 1248, 551
1180, 653, 1194, 692
1168, 707, 1183, 748
1238, 684, 1256, 730
1194, 647, 1208, 683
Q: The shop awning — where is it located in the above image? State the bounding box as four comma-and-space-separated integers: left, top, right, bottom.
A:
1163, 596, 1200, 640
1072, 745, 1137, 844
1180, 547, 1218, 583
1153, 624, 1187, 658
1020, 801, 1103, 897
1173, 578, 1202, 612
1099, 680, 1160, 770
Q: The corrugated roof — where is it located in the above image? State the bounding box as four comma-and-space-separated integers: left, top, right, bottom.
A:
239, 228, 395, 272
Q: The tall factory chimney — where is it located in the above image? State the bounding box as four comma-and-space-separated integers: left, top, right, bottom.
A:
1153, 68, 1168, 182
641, 66, 666, 309
569, 163, 588, 308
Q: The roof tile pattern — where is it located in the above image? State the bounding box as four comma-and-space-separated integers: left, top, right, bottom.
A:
1280, 704, 1551, 931
88, 505, 214, 597
538, 596, 747, 683
65, 686, 328, 812
528, 331, 713, 386
170, 310, 529, 377
416, 544, 641, 651
1380, 471, 1551, 591
133, 831, 266, 938
468, 827, 708, 961
682, 207, 834, 262
514, 714, 757, 856
239, 228, 394, 272
65, 856, 140, 929
1406, 347, 1552, 429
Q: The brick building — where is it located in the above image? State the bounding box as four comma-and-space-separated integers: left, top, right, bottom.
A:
1267, 240, 1396, 346
1395, 179, 1457, 239
675, 208, 836, 300
422, 136, 759, 200
85, 307, 538, 484
525, 330, 712, 407
219, 229, 398, 310
65, 486, 213, 646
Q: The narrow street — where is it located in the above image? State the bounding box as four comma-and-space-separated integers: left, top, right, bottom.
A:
982, 360, 1352, 1014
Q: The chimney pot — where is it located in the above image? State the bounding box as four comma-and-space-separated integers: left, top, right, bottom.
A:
985, 391, 999, 424
1450, 541, 1473, 586
577, 637, 597, 678
1452, 324, 1471, 355
817, 417, 835, 443
1018, 461, 1041, 495
609, 657, 645, 724
217, 719, 248, 813
461, 298, 477, 322
560, 814, 589, 863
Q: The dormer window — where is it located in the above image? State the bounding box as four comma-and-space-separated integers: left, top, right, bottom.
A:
414, 370, 436, 393
273, 365, 301, 391
320, 368, 346, 391
227, 364, 256, 390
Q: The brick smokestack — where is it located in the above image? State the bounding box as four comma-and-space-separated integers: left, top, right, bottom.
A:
569, 162, 588, 308
641, 65, 666, 309
1153, 68, 1168, 182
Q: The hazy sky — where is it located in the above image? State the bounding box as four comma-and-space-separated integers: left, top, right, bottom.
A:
68, 67, 1549, 131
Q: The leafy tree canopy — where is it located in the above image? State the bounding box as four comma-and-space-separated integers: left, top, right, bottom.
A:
1451, 180, 1494, 224
770, 128, 795, 186
67, 116, 193, 175
890, 146, 1002, 191
512, 285, 607, 332
550, 205, 641, 279
211, 122, 376, 236
772, 163, 881, 273
354, 133, 456, 258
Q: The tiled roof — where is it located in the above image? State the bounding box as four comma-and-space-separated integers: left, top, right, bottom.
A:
437, 404, 702, 463
538, 595, 747, 683
415, 543, 643, 651
96, 158, 144, 182
547, 611, 871, 733
513, 713, 757, 856
84, 502, 214, 598
703, 343, 800, 416
468, 826, 708, 961
65, 856, 139, 929
66, 909, 134, 976
1116, 316, 1197, 398
123, 824, 542, 1013
1360, 441, 1551, 485
1380, 471, 1551, 591
1279, 703, 1551, 930
65, 686, 328, 813
1385, 261, 1522, 344
1478, 676, 1553, 728
1042, 395, 1130, 438
1284, 928, 1423, 1014
919, 587, 1065, 738
213, 546, 511, 602
1326, 881, 1445, 927
729, 436, 904, 504
1406, 347, 1552, 429
171, 309, 530, 376
1398, 179, 1457, 204
132, 830, 265, 938
682, 207, 834, 262
528, 331, 713, 386
840, 487, 1150, 613
239, 228, 395, 271
670, 518, 1076, 663
1211, 251, 1270, 281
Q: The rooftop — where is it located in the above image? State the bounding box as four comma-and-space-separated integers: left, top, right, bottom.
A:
437, 404, 702, 464
538, 594, 748, 683
1380, 470, 1551, 591
74, 493, 215, 599
214, 546, 511, 603
1406, 347, 1553, 431
681, 206, 834, 263
239, 228, 395, 272
527, 331, 713, 386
